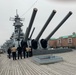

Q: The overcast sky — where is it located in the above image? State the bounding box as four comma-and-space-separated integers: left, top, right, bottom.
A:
0, 0, 76, 46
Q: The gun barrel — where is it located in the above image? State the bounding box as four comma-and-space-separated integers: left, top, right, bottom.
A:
45, 11, 72, 41
35, 10, 56, 41
24, 8, 37, 42
29, 27, 35, 39
24, 27, 28, 41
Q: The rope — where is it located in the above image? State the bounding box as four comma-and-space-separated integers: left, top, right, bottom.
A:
20, 0, 38, 17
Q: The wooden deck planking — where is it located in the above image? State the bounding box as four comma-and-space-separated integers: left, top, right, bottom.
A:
0, 50, 76, 75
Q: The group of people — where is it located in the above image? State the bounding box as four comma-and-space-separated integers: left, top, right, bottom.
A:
7, 44, 33, 60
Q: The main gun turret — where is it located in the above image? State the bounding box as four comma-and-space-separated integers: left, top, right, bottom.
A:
31, 10, 56, 49
40, 11, 72, 49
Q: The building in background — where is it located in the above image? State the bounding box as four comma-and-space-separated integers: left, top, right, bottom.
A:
49, 32, 76, 49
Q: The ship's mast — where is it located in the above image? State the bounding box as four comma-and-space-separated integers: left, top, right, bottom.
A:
10, 10, 24, 47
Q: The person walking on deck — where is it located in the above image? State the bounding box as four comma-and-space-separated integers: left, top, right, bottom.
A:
7, 47, 11, 59
23, 45, 26, 58
22, 42, 28, 58
11, 45, 17, 60
17, 45, 22, 59
21, 40, 27, 58
29, 46, 33, 57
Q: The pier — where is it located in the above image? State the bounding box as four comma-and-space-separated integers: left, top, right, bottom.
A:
0, 50, 76, 75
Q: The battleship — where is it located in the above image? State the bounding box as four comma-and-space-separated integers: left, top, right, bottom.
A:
0, 8, 73, 64
1, 8, 72, 53
1, 8, 76, 75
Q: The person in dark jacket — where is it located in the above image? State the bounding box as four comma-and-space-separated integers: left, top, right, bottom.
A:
23, 45, 26, 58
17, 45, 22, 59
22, 42, 28, 58
7, 47, 11, 59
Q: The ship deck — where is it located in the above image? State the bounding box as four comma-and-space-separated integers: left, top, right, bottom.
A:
0, 50, 76, 75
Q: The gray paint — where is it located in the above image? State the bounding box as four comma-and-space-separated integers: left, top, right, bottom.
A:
24, 8, 37, 42
32, 48, 72, 55
35, 10, 56, 41
46, 11, 72, 41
